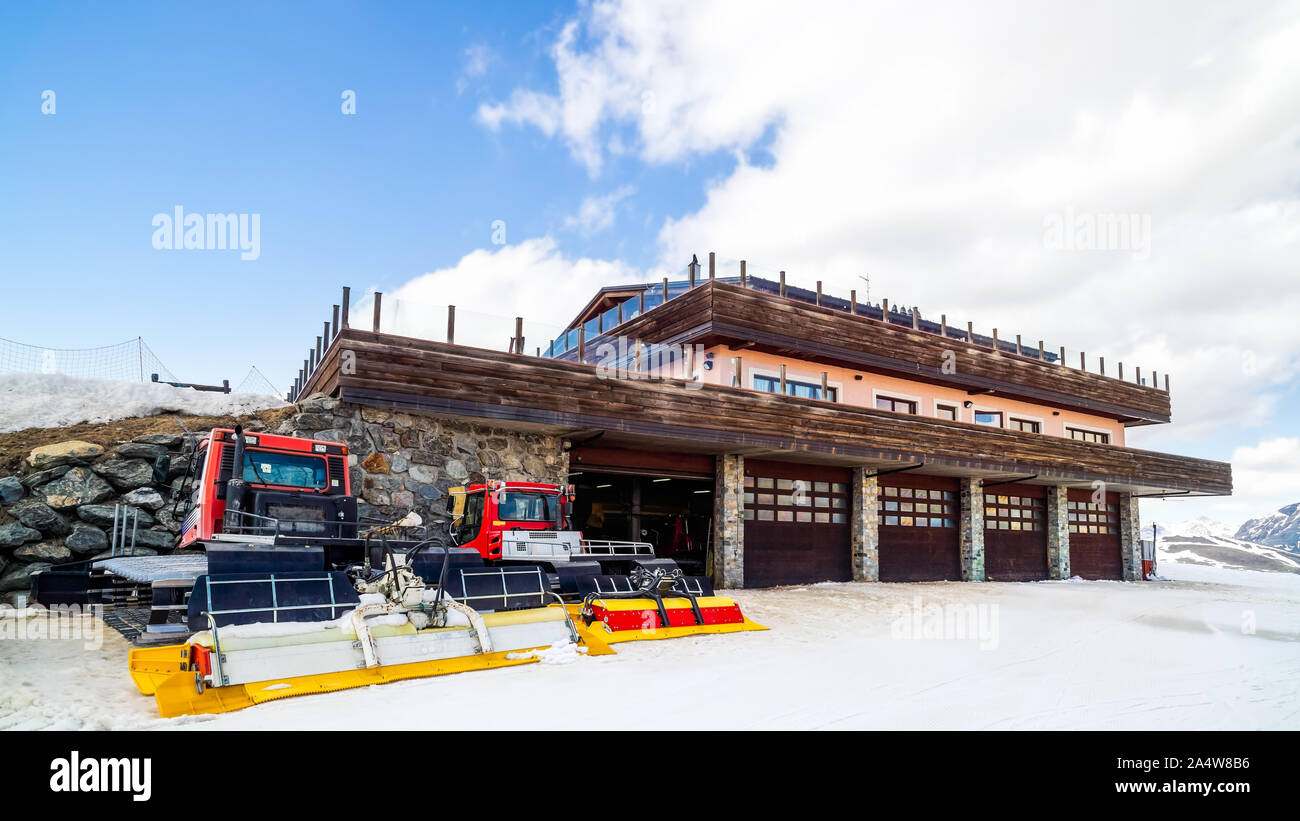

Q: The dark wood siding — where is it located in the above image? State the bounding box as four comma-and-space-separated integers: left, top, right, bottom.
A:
877, 474, 961, 582
1067, 489, 1123, 580
299, 329, 1231, 495
742, 460, 852, 587
984, 483, 1049, 581
569, 445, 715, 479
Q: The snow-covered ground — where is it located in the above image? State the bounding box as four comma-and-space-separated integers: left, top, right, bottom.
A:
1, 561, 1297, 731
0, 373, 285, 433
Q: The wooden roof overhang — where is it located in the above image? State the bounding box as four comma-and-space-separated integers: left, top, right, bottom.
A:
300, 328, 1230, 498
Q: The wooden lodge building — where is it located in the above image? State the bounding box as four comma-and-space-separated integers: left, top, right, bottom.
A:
292, 255, 1231, 588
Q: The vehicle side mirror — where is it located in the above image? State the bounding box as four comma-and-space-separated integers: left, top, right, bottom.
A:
153, 454, 172, 484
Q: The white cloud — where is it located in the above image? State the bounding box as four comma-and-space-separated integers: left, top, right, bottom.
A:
563, 185, 635, 234
1195, 437, 1300, 524
352, 237, 644, 352
457, 43, 494, 95
478, 0, 1300, 440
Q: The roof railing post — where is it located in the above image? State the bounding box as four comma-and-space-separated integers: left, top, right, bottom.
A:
1015, 334, 1022, 356
1118, 361, 1124, 380
515, 316, 524, 355
689, 262, 696, 289
1059, 345, 1066, 366
708, 251, 715, 280
316, 332, 324, 360
578, 327, 586, 364
323, 321, 330, 350
331, 305, 339, 339
638, 290, 645, 314
992, 328, 999, 350
967, 321, 973, 342
882, 298, 890, 319
816, 281, 823, 306
850, 290, 857, 315
447, 305, 455, 344
1080, 351, 1086, 370
1038, 340, 1045, 360
372, 292, 383, 333
1136, 366, 1142, 385
941, 314, 947, 337
662, 277, 669, 302
739, 260, 747, 287
341, 286, 350, 328
1099, 356, 1106, 376
1164, 373, 1170, 392
779, 271, 786, 297
912, 307, 919, 330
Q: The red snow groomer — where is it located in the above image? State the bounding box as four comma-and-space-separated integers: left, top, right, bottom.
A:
448, 480, 762, 642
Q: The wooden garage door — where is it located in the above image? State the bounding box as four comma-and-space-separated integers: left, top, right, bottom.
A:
742, 460, 852, 587
877, 475, 961, 582
1067, 489, 1122, 579
983, 483, 1048, 581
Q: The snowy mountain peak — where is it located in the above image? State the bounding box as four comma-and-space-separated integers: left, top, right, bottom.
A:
1234, 504, 1300, 552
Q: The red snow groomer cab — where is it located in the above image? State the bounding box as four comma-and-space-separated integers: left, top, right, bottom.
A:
179, 428, 356, 548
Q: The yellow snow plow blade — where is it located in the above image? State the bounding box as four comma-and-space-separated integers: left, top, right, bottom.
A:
147, 648, 544, 718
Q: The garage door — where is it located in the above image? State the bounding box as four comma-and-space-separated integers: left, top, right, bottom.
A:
983, 483, 1048, 581
877, 475, 960, 582
1067, 489, 1122, 579
743, 460, 852, 587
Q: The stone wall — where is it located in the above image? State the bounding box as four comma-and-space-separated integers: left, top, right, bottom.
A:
0, 431, 220, 605
278, 395, 569, 545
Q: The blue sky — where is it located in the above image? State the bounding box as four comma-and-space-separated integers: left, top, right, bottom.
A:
2, 1, 1298, 525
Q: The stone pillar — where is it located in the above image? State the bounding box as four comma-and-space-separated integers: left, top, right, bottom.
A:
713, 454, 745, 589
1045, 485, 1071, 580
959, 477, 985, 581
1118, 491, 1143, 581
851, 467, 880, 581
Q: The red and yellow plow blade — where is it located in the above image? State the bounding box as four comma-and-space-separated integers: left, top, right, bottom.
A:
568, 596, 767, 645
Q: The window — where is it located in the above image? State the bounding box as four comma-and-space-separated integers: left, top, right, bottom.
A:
983, 492, 1044, 532
935, 404, 958, 421
496, 492, 555, 522
875, 395, 918, 414
1009, 418, 1040, 433
753, 374, 838, 402
974, 411, 1003, 427
743, 475, 849, 525
1068, 499, 1119, 534
455, 492, 485, 544
242, 450, 328, 490
877, 485, 957, 527
1067, 427, 1110, 444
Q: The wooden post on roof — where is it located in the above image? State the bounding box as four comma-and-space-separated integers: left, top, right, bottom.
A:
1152, 369, 1158, 389
1118, 361, 1124, 380
732, 356, 742, 387
303, 357, 309, 382
1015, 334, 1022, 355
617, 301, 624, 325
341, 286, 350, 328
316, 332, 324, 360
882, 298, 889, 317
638, 290, 645, 314
709, 251, 715, 280
739, 260, 747, 286
578, 327, 585, 363
779, 363, 787, 394
662, 277, 669, 302
323, 322, 330, 350
1038, 340, 1045, 360
941, 314, 947, 337
514, 317, 524, 355
1099, 356, 1106, 376
1136, 366, 1142, 385
779, 271, 786, 297
1079, 351, 1086, 370
850, 290, 857, 315
689, 262, 696, 289
992, 328, 999, 350
1164, 373, 1170, 392
447, 306, 455, 344
912, 307, 919, 329
372, 292, 382, 333
967, 321, 974, 342
331, 305, 339, 339
1059, 345, 1066, 366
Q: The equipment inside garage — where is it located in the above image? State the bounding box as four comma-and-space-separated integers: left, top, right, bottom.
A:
568, 471, 713, 576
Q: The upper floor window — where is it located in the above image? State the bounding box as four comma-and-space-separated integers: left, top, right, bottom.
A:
875, 395, 917, 414
974, 411, 1003, 427
935, 403, 958, 421
1067, 427, 1110, 444
1008, 417, 1041, 433
753, 374, 837, 402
